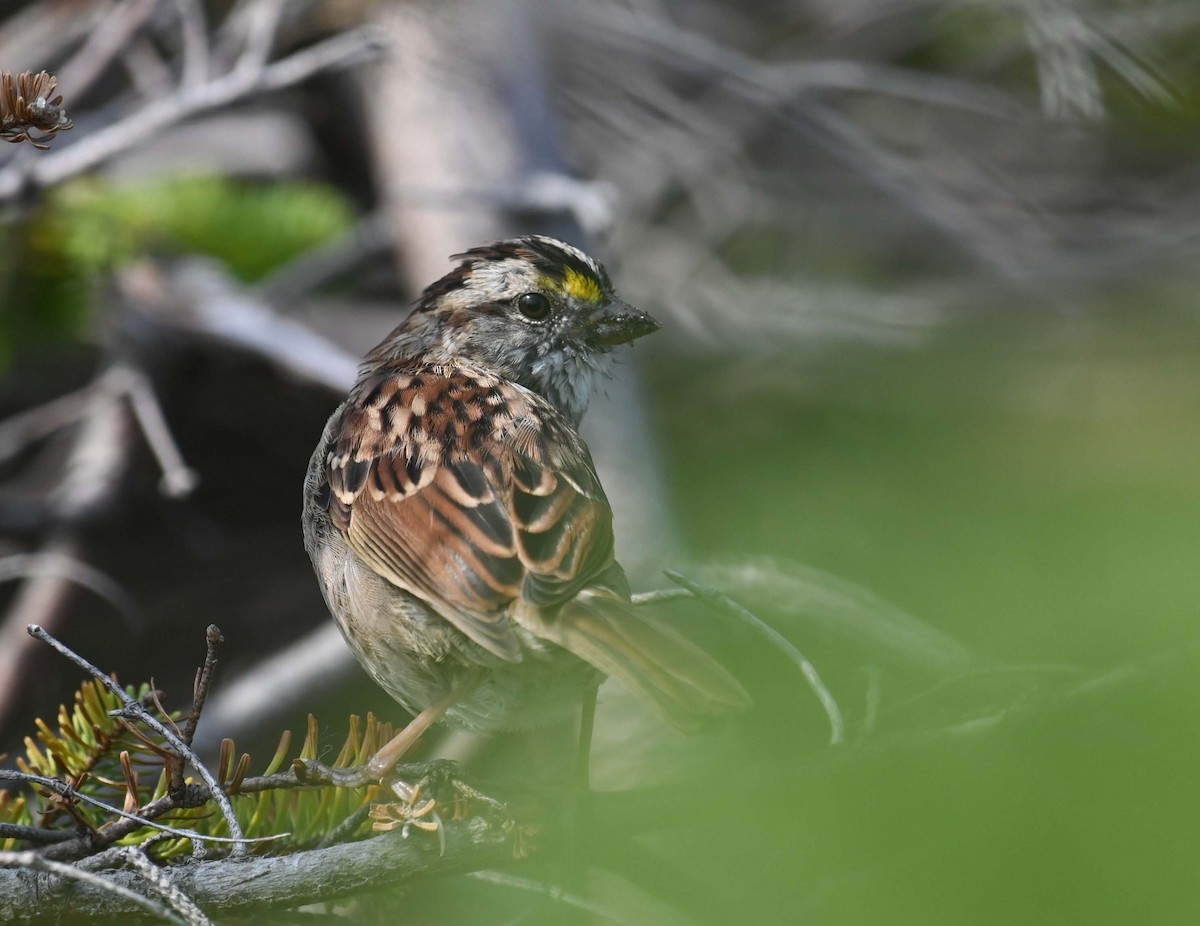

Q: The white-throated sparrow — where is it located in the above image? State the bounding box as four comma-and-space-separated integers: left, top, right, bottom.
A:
302, 236, 748, 780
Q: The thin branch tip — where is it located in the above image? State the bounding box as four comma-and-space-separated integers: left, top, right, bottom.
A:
663, 568, 846, 745
27, 623, 250, 854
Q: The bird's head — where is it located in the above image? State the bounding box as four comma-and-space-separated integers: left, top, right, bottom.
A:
367, 236, 659, 424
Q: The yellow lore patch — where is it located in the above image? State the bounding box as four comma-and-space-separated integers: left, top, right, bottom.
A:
561, 267, 603, 303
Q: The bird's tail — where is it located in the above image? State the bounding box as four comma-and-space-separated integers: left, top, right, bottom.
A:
521, 588, 751, 732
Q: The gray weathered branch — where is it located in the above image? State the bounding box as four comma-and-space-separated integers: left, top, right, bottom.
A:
0, 25, 384, 203
0, 820, 516, 924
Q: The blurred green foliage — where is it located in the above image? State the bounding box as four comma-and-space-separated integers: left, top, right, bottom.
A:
637, 294, 1200, 924
652, 302, 1200, 667
0, 175, 354, 366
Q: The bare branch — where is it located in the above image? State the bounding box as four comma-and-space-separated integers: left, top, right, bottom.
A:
0, 769, 278, 849
558, 4, 1052, 283
252, 24, 385, 92
0, 382, 94, 466
120, 260, 359, 393
0, 824, 75, 846
121, 37, 176, 101
0, 538, 83, 732
0, 552, 142, 628
0, 850, 189, 926
182, 624, 223, 747
663, 569, 846, 746
0, 361, 197, 503
115, 365, 200, 498
56, 0, 160, 105
689, 558, 975, 675
0, 25, 385, 203
171, 0, 210, 89
629, 588, 692, 607
466, 870, 628, 922
26, 625, 251, 856
174, 624, 224, 794
190, 624, 356, 759
85, 846, 214, 926
382, 174, 618, 236
234, 0, 288, 74
0, 819, 516, 923
0, 365, 133, 731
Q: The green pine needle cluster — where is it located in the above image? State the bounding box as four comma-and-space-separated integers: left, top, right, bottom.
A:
1, 677, 393, 860
9, 679, 166, 838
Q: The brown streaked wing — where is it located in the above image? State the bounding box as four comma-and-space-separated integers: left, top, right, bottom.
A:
346, 459, 526, 660
501, 403, 617, 607
511, 446, 616, 607
320, 372, 525, 661
319, 368, 621, 661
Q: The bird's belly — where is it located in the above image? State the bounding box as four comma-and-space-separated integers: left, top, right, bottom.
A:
315, 539, 596, 732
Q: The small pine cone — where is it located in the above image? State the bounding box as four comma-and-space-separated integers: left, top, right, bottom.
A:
0, 70, 72, 149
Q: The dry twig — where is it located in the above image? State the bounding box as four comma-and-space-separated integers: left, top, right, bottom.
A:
26, 624, 251, 856
0, 24, 384, 202
663, 569, 846, 745
0, 359, 197, 731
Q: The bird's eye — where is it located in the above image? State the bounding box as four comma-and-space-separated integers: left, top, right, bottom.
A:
516, 292, 551, 320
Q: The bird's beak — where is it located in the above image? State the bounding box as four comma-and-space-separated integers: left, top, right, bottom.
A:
587, 301, 661, 347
